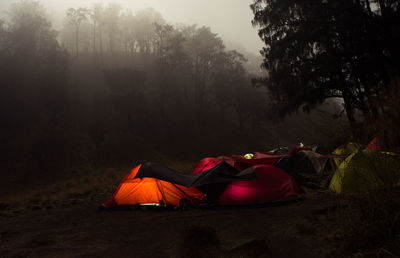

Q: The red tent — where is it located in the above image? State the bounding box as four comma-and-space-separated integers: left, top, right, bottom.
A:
190, 153, 301, 205
218, 164, 300, 205
103, 148, 302, 208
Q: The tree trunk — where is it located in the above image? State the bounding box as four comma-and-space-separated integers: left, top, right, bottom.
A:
378, 0, 387, 17
342, 90, 356, 122
75, 26, 80, 58
99, 24, 103, 65
365, 0, 373, 16
92, 20, 96, 53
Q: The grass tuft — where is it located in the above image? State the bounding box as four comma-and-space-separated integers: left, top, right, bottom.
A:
4, 166, 130, 207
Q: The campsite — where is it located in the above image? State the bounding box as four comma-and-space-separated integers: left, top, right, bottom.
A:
1, 140, 399, 257
1, 0, 400, 257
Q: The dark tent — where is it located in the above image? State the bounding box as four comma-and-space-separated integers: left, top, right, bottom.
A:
136, 161, 256, 187
135, 161, 256, 202
103, 148, 304, 208
277, 150, 327, 189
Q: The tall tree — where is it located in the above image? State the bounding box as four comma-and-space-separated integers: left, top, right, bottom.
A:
90, 3, 103, 54
185, 26, 225, 120
66, 7, 89, 58
251, 0, 400, 123
132, 8, 165, 55
102, 4, 121, 55
1, 1, 69, 132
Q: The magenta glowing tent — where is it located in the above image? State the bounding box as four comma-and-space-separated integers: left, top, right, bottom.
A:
189, 153, 301, 205
217, 164, 300, 205
190, 153, 289, 173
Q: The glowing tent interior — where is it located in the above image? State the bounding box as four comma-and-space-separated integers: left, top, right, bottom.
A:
102, 138, 400, 209
103, 152, 302, 208
102, 165, 206, 207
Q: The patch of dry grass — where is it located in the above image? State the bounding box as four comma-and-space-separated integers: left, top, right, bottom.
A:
2, 156, 195, 209
3, 166, 130, 206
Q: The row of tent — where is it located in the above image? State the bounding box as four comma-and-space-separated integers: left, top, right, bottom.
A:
329, 138, 400, 193
102, 138, 400, 209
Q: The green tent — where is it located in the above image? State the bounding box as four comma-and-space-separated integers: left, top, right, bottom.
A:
329, 144, 400, 193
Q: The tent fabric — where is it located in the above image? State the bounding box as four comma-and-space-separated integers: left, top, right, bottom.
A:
364, 137, 400, 153
365, 137, 380, 151
190, 153, 288, 173
187, 157, 249, 202
103, 147, 306, 208
275, 156, 291, 169
215, 156, 237, 167
136, 161, 256, 187
329, 150, 400, 193
329, 142, 363, 170
217, 165, 300, 205
288, 146, 312, 155
103, 165, 205, 207
280, 150, 328, 189
190, 155, 301, 205
282, 150, 327, 176
190, 158, 223, 174
233, 152, 287, 171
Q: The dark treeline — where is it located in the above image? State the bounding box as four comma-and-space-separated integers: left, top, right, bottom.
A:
252, 0, 400, 145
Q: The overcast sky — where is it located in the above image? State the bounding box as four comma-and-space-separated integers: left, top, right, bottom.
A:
0, 0, 264, 54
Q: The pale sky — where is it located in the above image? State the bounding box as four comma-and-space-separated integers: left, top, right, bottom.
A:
0, 0, 264, 54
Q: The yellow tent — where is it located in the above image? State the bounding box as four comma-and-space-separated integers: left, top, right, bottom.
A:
329, 146, 400, 193
329, 142, 363, 170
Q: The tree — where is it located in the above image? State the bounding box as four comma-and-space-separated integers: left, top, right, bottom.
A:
0, 1, 69, 132
154, 23, 174, 56
185, 26, 225, 121
251, 0, 400, 123
212, 50, 263, 131
90, 3, 103, 54
103, 69, 147, 131
66, 7, 89, 58
132, 8, 165, 55
102, 4, 121, 55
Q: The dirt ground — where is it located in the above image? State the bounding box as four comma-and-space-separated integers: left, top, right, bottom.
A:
0, 191, 345, 258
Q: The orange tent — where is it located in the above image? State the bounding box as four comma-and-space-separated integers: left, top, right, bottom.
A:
103, 165, 205, 207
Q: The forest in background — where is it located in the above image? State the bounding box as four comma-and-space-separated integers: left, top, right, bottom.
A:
0, 1, 347, 197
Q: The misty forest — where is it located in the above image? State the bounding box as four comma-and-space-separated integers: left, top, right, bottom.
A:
0, 0, 400, 257
0, 1, 348, 192
0, 2, 266, 188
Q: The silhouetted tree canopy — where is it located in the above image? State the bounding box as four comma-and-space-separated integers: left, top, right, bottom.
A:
251, 0, 400, 122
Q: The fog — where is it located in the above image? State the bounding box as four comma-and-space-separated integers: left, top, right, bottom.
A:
0, 0, 263, 54
0, 0, 347, 198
